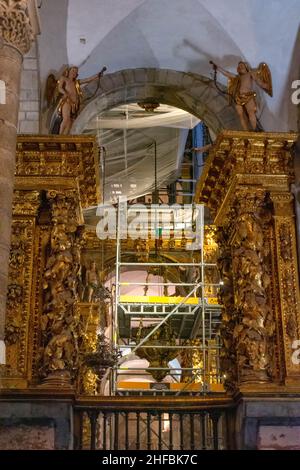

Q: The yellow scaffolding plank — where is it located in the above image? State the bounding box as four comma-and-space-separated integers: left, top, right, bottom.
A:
120, 295, 219, 305
117, 381, 225, 392
120, 295, 199, 304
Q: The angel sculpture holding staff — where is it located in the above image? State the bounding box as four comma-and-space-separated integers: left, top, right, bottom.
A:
210, 60, 272, 131
46, 65, 107, 135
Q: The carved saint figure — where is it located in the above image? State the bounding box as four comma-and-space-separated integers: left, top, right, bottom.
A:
84, 261, 101, 303
82, 261, 111, 303
210, 60, 272, 131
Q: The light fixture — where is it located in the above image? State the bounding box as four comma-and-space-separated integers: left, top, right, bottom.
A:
137, 101, 160, 112
83, 330, 121, 379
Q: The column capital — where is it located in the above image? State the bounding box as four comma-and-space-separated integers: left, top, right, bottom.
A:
269, 191, 295, 216
0, 0, 40, 55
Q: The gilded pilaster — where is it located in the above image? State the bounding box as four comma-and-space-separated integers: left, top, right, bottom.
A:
270, 192, 300, 382
0, 0, 39, 363
2, 190, 40, 388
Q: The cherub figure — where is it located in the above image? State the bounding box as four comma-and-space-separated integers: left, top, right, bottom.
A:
210, 60, 272, 131
46, 65, 106, 134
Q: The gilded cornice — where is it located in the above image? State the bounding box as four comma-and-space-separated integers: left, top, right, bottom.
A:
195, 130, 297, 225
15, 135, 101, 209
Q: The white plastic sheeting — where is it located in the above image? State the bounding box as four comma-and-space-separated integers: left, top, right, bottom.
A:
87, 104, 200, 130
83, 126, 188, 226
83, 104, 199, 205
100, 127, 189, 203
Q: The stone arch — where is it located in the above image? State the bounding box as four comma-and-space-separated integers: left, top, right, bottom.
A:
73, 68, 240, 135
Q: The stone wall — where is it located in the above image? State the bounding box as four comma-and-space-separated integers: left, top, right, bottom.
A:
18, 41, 40, 134
0, 400, 72, 450
235, 398, 300, 449
258, 425, 300, 450
0, 421, 55, 450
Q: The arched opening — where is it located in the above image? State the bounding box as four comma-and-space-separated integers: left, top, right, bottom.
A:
76, 68, 224, 404
73, 68, 240, 136
71, 68, 239, 211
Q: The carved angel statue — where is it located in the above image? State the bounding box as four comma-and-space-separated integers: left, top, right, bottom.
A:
210, 60, 273, 131
45, 65, 107, 135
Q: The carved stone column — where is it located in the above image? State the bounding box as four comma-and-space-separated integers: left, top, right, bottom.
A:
0, 0, 39, 362
196, 130, 300, 391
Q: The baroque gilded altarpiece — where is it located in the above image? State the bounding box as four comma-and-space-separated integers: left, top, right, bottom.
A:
1, 136, 101, 389
2, 130, 300, 398
0, 131, 208, 393
196, 130, 300, 392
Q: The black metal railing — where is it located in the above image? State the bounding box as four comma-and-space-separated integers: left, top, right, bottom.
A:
74, 396, 233, 450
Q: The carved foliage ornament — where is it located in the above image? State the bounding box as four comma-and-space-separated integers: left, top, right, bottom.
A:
0, 0, 35, 53
216, 226, 238, 390
5, 219, 34, 374
76, 303, 100, 395
5, 282, 22, 346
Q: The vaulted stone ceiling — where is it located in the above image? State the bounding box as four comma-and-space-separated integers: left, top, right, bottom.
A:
39, 0, 300, 132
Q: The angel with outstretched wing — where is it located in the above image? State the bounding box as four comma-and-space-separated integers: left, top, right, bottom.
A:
210, 60, 272, 131
45, 65, 107, 135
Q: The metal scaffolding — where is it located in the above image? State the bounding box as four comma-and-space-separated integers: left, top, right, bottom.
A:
112, 200, 223, 395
